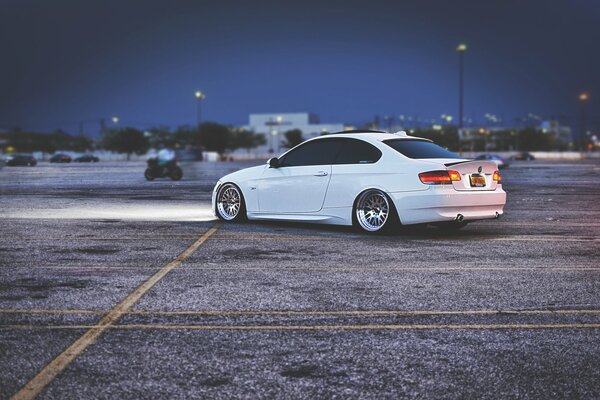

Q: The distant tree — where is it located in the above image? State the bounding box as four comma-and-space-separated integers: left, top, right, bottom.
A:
197, 122, 231, 154
173, 125, 197, 148
7, 129, 93, 153
516, 127, 558, 151
146, 126, 177, 148
252, 133, 267, 149
228, 129, 266, 152
101, 127, 149, 160
70, 134, 93, 152
8, 130, 37, 153
281, 129, 304, 148
411, 127, 460, 151
49, 130, 72, 152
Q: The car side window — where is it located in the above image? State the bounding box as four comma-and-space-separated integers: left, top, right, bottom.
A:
279, 139, 344, 167
334, 139, 382, 164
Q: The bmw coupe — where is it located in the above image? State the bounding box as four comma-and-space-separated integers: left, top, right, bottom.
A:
212, 130, 506, 232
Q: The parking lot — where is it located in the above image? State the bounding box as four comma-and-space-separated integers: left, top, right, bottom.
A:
1, 159, 600, 398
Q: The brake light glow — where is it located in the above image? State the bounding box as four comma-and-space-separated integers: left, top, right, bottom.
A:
419, 170, 460, 184
493, 171, 502, 183
448, 170, 461, 182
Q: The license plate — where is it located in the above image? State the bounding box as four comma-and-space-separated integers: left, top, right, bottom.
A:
469, 174, 486, 187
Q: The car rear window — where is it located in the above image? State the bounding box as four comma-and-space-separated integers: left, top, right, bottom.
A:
384, 139, 461, 159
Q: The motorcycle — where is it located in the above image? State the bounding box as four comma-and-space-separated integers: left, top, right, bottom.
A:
144, 158, 183, 181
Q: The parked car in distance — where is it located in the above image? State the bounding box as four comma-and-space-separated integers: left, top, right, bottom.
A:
474, 153, 509, 169
512, 152, 535, 161
50, 153, 72, 163
5, 154, 37, 166
74, 154, 99, 162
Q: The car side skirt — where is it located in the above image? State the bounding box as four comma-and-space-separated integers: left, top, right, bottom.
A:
246, 208, 353, 226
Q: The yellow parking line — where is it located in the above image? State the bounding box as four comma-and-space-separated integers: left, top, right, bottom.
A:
0, 309, 102, 315
182, 266, 600, 271
2, 308, 600, 316
10, 223, 221, 400
0, 236, 199, 241
2, 323, 600, 331
188, 266, 600, 271
0, 236, 198, 239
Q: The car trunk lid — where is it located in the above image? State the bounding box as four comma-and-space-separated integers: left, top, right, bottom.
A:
445, 160, 499, 191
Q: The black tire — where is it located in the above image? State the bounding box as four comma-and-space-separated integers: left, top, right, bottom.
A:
144, 168, 155, 181
169, 166, 183, 181
352, 189, 399, 234
215, 183, 247, 222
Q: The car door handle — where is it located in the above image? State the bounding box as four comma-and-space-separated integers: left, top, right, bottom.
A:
314, 171, 328, 177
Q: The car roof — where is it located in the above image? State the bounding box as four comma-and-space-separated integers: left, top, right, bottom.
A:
323, 130, 432, 142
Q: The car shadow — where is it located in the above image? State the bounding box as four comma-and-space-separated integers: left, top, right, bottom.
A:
224, 219, 506, 240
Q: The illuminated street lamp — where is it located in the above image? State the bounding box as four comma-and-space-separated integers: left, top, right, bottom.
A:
456, 43, 467, 130
111, 116, 119, 124
195, 90, 206, 126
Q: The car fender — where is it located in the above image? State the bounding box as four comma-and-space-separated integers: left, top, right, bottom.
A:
216, 165, 265, 212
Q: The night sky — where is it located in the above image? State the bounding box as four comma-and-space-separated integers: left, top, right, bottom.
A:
1, 0, 598, 134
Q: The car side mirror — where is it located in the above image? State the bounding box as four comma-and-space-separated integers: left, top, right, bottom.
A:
268, 157, 280, 168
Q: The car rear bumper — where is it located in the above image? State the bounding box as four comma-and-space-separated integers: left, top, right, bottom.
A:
389, 185, 506, 225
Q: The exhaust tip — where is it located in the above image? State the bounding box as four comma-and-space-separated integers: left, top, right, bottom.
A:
495, 212, 501, 219
456, 214, 464, 223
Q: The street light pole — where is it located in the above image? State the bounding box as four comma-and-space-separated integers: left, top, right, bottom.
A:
194, 90, 206, 127
579, 92, 589, 150
456, 44, 467, 130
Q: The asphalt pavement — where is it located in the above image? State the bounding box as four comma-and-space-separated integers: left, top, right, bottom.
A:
1, 159, 599, 399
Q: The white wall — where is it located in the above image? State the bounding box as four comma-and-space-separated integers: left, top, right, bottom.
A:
242, 112, 344, 155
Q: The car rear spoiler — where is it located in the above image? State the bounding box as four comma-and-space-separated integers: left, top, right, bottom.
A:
444, 159, 473, 167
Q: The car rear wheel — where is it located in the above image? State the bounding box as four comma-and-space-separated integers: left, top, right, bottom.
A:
354, 189, 395, 233
216, 183, 246, 221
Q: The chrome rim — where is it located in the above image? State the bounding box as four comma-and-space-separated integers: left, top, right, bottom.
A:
356, 190, 389, 232
217, 184, 241, 220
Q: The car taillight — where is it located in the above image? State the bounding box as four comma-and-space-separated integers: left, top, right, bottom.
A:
419, 170, 461, 185
493, 170, 502, 183
448, 170, 461, 182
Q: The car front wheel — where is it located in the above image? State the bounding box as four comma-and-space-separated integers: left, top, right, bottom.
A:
216, 183, 246, 221
354, 189, 395, 233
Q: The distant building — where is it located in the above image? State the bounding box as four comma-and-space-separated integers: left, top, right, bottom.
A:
242, 112, 345, 154
457, 119, 574, 151
0, 130, 8, 152
539, 120, 572, 145
458, 126, 509, 151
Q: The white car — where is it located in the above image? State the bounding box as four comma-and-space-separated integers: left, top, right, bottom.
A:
212, 130, 506, 232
